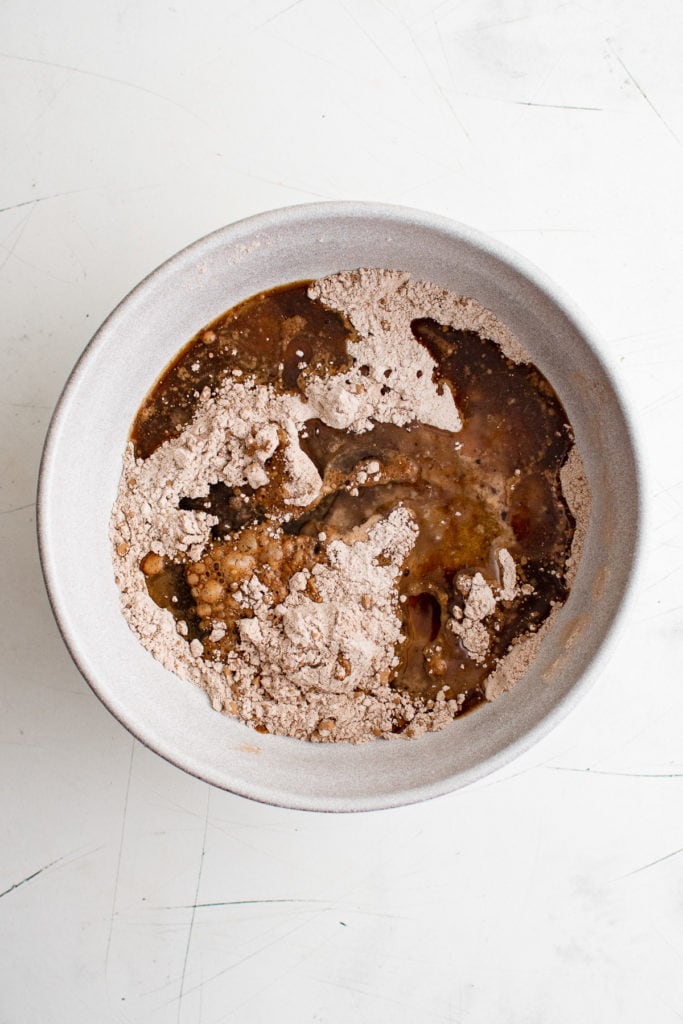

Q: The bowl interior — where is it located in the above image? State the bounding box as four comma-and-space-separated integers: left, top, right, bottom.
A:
38, 204, 640, 811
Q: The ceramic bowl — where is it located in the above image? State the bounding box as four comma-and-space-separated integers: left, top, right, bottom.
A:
37, 202, 641, 811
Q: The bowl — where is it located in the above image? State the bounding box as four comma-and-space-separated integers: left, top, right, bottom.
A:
37, 202, 642, 811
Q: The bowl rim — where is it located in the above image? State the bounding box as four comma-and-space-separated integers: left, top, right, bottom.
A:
36, 200, 646, 812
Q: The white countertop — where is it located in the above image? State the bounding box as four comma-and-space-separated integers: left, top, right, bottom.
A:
2, 1, 682, 1021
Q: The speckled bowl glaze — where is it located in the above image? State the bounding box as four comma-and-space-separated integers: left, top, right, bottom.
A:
38, 203, 641, 811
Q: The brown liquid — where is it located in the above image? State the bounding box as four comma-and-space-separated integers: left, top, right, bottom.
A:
132, 283, 353, 460
133, 283, 575, 712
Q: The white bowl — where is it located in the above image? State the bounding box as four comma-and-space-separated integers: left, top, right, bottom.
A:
37, 203, 642, 811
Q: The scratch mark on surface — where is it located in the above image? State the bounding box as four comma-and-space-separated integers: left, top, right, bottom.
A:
427, 0, 573, 32
258, 0, 304, 28
641, 600, 683, 623
371, 0, 469, 150
155, 897, 408, 922
212, 919, 355, 1021
609, 325, 683, 344
0, 186, 104, 215
609, 43, 683, 150
0, 206, 35, 277
653, 924, 683, 971
158, 868, 401, 1008
0, 52, 209, 127
255, 19, 358, 81
644, 566, 682, 591
156, 792, 208, 820
0, 241, 75, 284
164, 909, 321, 1011
429, 0, 460, 19
1, 196, 56, 215
505, 36, 572, 134
397, 170, 453, 198
0, 854, 64, 900
170, 897, 331, 909
616, 847, 683, 881
177, 788, 211, 1023
141, 914, 292, 999
31, 75, 69, 120
433, 11, 458, 96
1, 79, 72, 184
391, 1, 470, 144
478, 750, 562, 787
157, 822, 417, 1012
157, 838, 411, 1012
3, 401, 52, 409
105, 740, 135, 971
208, 818, 310, 871
218, 161, 336, 201
549, 767, 683, 779
336, 0, 407, 86
314, 976, 456, 1022
492, 226, 588, 233
0, 502, 36, 516
333, 96, 397, 169
447, 90, 605, 111
511, 100, 602, 111
653, 480, 683, 499
644, 383, 683, 412
462, 7, 571, 33
0, 739, 48, 747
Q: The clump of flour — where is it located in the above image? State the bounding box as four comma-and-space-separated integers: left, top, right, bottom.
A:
233, 508, 417, 696
449, 548, 518, 664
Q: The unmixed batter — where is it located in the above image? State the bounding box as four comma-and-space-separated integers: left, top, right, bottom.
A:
110, 269, 589, 742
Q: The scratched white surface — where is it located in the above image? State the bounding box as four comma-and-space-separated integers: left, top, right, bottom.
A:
2, 0, 683, 1021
